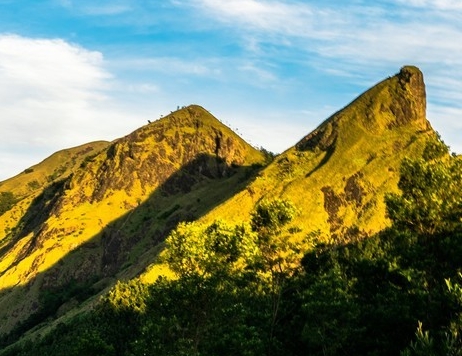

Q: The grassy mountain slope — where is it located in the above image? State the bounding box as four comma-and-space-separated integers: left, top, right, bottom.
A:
201, 66, 434, 244
0, 141, 110, 231
0, 105, 267, 335
0, 66, 442, 347
0, 141, 110, 199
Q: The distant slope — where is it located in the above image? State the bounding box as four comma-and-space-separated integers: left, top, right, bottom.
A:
202, 66, 435, 243
0, 141, 110, 199
0, 105, 267, 335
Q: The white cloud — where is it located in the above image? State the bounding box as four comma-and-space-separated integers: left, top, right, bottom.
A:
0, 35, 107, 108
192, 0, 344, 41
197, 0, 312, 33
0, 34, 143, 180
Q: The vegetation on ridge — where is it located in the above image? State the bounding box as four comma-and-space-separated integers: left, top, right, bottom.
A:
1, 67, 461, 355
3, 137, 462, 356
203, 66, 433, 242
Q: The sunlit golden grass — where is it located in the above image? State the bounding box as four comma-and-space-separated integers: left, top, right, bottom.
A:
0, 141, 109, 198
0, 105, 269, 333
0, 68, 439, 339
202, 68, 433, 243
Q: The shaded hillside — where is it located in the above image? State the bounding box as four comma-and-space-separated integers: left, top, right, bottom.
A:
0, 105, 267, 335
204, 66, 435, 243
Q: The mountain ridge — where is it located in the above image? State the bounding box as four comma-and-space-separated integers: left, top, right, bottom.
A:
0, 105, 267, 334
0, 141, 110, 199
296, 65, 428, 152
0, 66, 441, 344
199, 66, 435, 241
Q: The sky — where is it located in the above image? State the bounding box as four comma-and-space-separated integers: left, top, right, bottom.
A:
1, 0, 461, 181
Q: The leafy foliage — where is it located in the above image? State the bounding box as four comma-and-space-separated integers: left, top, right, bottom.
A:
386, 139, 462, 234
163, 220, 258, 278
3, 140, 462, 356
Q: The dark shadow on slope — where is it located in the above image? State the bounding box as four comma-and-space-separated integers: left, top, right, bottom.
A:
305, 141, 337, 178
295, 117, 338, 179
99, 152, 263, 275
0, 180, 67, 269
0, 153, 265, 348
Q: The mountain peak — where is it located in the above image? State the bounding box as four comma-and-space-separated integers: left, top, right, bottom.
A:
296, 65, 429, 152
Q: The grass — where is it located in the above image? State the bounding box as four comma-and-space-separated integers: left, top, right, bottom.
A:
0, 141, 109, 199
201, 67, 434, 244
0, 67, 440, 342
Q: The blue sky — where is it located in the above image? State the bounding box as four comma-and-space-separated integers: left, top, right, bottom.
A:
1, 0, 462, 180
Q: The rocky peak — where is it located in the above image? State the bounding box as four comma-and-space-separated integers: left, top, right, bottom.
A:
397, 65, 426, 125
296, 65, 430, 152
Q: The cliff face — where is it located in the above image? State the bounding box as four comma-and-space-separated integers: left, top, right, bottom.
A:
398, 65, 426, 124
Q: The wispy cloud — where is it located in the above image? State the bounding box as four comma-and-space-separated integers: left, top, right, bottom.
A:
189, 0, 461, 68
238, 63, 277, 83
82, 4, 132, 16
190, 0, 345, 42
195, 0, 313, 34
398, 0, 462, 10
184, 0, 462, 152
123, 57, 218, 76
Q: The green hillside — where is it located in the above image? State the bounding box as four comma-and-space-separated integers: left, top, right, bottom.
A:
1, 66, 460, 355
0, 141, 110, 199
0, 141, 109, 220
3, 136, 461, 356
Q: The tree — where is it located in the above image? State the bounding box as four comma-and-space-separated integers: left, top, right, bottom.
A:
250, 199, 303, 282
161, 199, 304, 356
386, 139, 462, 235
163, 220, 258, 279
401, 274, 462, 356
250, 199, 305, 355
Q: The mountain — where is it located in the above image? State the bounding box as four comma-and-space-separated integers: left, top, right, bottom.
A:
0, 66, 439, 347
0, 105, 267, 335
202, 65, 433, 243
